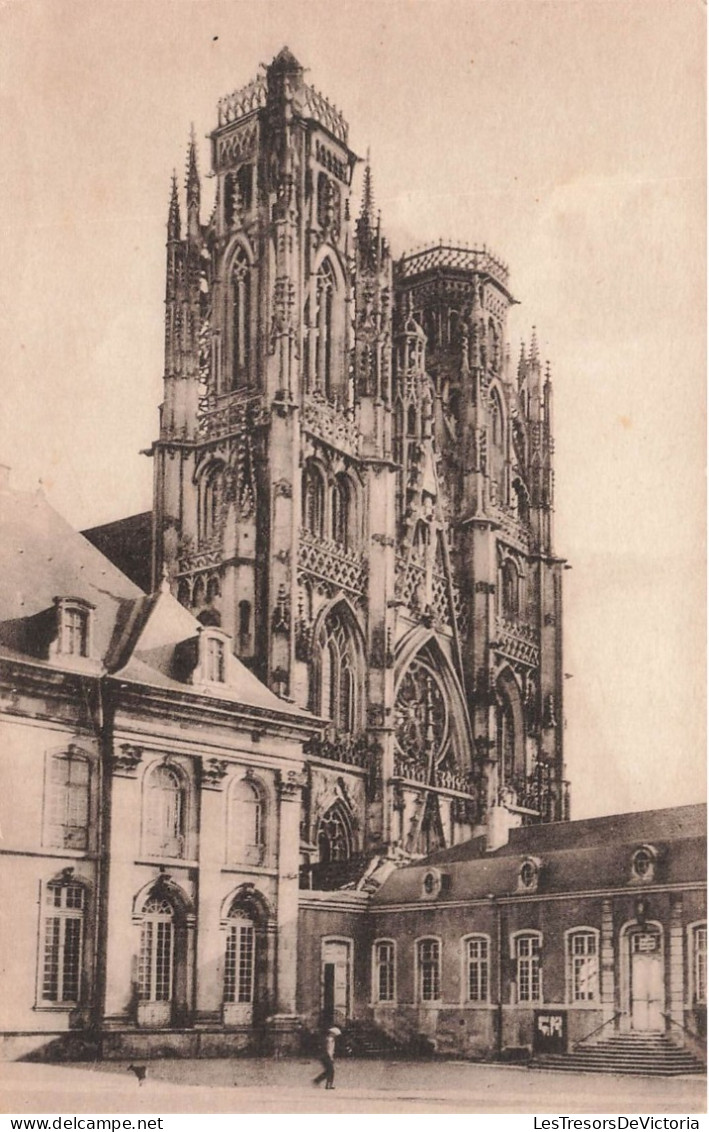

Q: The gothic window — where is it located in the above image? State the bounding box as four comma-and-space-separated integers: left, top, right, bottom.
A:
332, 474, 351, 549
192, 576, 206, 611
464, 935, 490, 1003
302, 462, 325, 538
224, 908, 255, 1004
412, 520, 429, 561
45, 749, 91, 851
177, 581, 190, 608
372, 940, 396, 1003
565, 929, 599, 1003
40, 881, 85, 1005
692, 924, 707, 1005
315, 608, 359, 732
395, 658, 450, 771
416, 938, 441, 1003
501, 559, 520, 620
514, 932, 542, 1003
138, 896, 174, 1004
201, 463, 225, 543
490, 389, 502, 446
407, 404, 417, 436
497, 698, 515, 786
230, 246, 252, 388
236, 164, 253, 212
317, 172, 329, 229
144, 764, 187, 859
238, 600, 252, 654
224, 173, 236, 228
315, 259, 336, 397
229, 778, 265, 865
317, 802, 352, 864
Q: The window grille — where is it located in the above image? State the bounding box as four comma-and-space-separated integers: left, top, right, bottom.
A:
516, 934, 541, 1003
567, 931, 598, 1002
374, 941, 395, 1003
466, 936, 489, 1002
224, 917, 255, 1004
41, 883, 85, 1003
417, 939, 441, 1002
138, 897, 174, 1002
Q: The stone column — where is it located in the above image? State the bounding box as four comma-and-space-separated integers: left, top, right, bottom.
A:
266, 768, 303, 1053
102, 745, 144, 1025
600, 898, 616, 1026
669, 896, 684, 1033
193, 758, 230, 1026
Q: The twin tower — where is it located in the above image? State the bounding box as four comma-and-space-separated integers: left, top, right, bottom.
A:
150, 47, 567, 880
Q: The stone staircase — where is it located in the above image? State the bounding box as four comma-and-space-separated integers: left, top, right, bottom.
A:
531, 1032, 706, 1076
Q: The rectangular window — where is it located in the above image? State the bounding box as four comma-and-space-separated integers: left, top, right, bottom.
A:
224, 923, 255, 1004
41, 884, 84, 1004
63, 608, 87, 656
568, 931, 598, 1002
374, 941, 395, 1003
516, 934, 541, 1003
206, 637, 226, 682
694, 926, 707, 1004
46, 752, 90, 850
466, 937, 489, 1002
418, 939, 440, 1002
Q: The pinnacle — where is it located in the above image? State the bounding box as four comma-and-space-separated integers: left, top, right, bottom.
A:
270, 45, 303, 72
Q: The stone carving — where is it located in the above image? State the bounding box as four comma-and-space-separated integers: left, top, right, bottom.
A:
111, 744, 143, 775
202, 758, 230, 789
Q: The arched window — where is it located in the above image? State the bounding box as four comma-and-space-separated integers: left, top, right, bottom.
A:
201, 464, 225, 543
144, 764, 186, 859
229, 778, 265, 865
45, 749, 91, 850
490, 390, 502, 446
224, 909, 255, 1007
372, 940, 396, 1004
514, 932, 542, 1003
315, 259, 336, 396
416, 938, 441, 1003
230, 247, 251, 388
565, 928, 599, 1003
464, 935, 490, 1003
315, 607, 359, 732
40, 880, 85, 1005
317, 802, 352, 864
497, 698, 515, 787
407, 404, 418, 436
332, 475, 351, 549
138, 896, 174, 1006
302, 462, 325, 538
501, 559, 520, 620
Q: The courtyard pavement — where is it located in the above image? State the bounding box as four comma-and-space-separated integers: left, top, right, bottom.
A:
0, 1057, 705, 1116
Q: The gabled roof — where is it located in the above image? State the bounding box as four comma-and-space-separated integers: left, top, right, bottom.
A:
0, 482, 313, 722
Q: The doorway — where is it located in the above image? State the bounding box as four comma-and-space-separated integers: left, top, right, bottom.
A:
321, 939, 351, 1028
629, 928, 664, 1031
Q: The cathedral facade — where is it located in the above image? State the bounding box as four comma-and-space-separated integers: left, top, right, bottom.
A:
6, 50, 701, 1070
152, 46, 567, 888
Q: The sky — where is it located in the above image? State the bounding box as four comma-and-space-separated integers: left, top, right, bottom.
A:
0, 0, 705, 818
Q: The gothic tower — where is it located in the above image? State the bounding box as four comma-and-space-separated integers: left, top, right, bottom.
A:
151, 49, 568, 888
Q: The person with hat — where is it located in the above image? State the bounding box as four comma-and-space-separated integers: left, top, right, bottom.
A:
313, 1026, 340, 1089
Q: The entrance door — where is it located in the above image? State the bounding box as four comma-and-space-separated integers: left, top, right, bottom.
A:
322, 940, 351, 1028
630, 932, 664, 1030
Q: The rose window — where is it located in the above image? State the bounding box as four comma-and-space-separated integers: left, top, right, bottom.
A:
395, 659, 450, 767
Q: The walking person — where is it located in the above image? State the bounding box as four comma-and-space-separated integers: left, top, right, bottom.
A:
313, 1026, 340, 1089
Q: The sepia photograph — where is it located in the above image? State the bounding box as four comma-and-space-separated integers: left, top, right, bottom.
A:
0, 0, 705, 1119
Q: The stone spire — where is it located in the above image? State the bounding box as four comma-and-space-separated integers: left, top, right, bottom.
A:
167, 172, 181, 242
185, 126, 201, 240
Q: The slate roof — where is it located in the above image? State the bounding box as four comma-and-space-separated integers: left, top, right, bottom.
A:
0, 482, 313, 722
371, 803, 706, 905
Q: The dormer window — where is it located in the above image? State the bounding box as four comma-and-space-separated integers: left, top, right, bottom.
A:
52, 598, 94, 659
192, 626, 232, 687
206, 636, 226, 683
631, 844, 658, 883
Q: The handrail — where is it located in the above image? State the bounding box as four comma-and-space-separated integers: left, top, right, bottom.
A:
573, 1011, 623, 1051
661, 1011, 707, 1065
